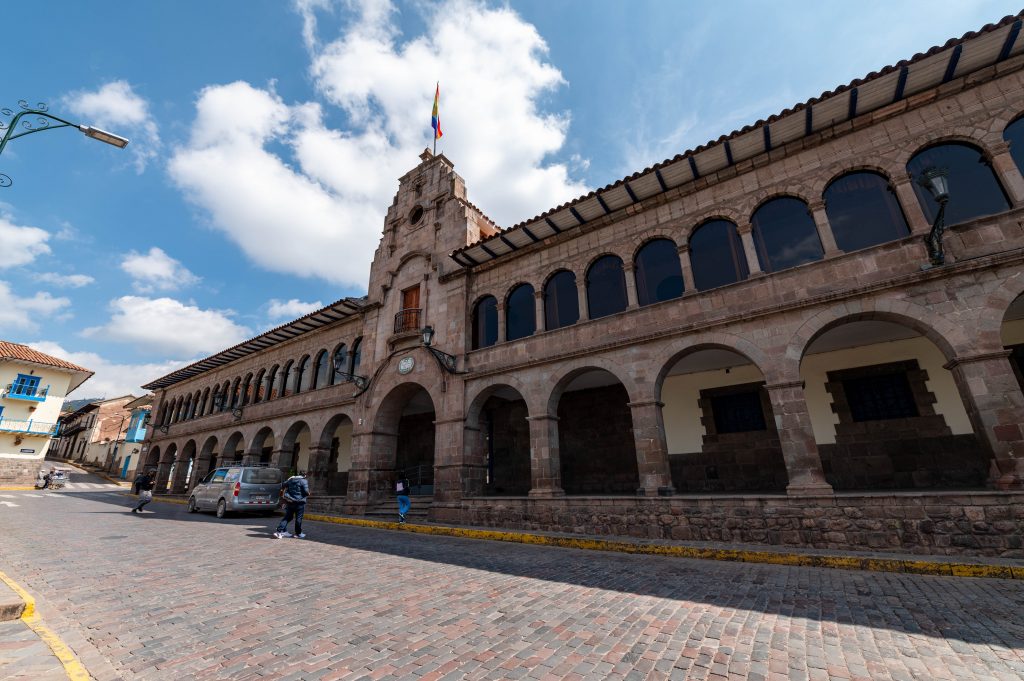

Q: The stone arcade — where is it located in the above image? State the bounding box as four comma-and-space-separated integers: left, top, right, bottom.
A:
142, 15, 1024, 556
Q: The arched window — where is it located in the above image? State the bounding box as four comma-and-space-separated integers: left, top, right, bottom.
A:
505, 284, 536, 341
312, 350, 329, 389
331, 344, 348, 384
172, 398, 183, 423
252, 370, 265, 404
219, 382, 230, 411
689, 219, 749, 290
1005, 116, 1024, 177
241, 374, 253, 406
824, 171, 909, 251
751, 197, 824, 273
279, 361, 293, 397
586, 255, 628, 319
199, 388, 209, 416
265, 366, 278, 401
294, 356, 310, 394
544, 270, 579, 330
230, 378, 242, 408
350, 338, 363, 376
472, 296, 498, 349
634, 238, 684, 306
208, 387, 219, 416
907, 142, 1010, 225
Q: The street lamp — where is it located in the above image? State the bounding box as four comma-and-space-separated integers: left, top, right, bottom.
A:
420, 325, 463, 374
0, 100, 130, 187
917, 166, 950, 269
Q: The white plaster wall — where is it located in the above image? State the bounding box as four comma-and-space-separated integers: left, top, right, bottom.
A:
0, 361, 73, 463
661, 364, 764, 454
334, 420, 353, 472
1003, 319, 1024, 345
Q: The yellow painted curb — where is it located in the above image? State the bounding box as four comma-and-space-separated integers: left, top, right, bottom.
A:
0, 570, 90, 681
302, 513, 1021, 581
0, 486, 38, 491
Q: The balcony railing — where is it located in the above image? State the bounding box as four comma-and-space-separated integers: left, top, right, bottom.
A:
394, 307, 422, 334
0, 418, 59, 436
2, 383, 49, 402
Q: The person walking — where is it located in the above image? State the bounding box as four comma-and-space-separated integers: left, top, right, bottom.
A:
274, 471, 310, 538
395, 472, 411, 524
131, 471, 155, 513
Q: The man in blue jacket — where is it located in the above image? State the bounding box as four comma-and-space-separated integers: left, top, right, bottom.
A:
274, 472, 310, 538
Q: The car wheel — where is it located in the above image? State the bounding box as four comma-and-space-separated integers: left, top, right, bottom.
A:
187, 497, 199, 513
216, 499, 227, 519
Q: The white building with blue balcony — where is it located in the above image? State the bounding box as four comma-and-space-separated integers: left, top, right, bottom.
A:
0, 341, 93, 485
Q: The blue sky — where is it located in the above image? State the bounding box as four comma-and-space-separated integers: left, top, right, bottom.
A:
1, 0, 1019, 397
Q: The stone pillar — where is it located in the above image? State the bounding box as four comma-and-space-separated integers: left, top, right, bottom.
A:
433, 417, 471, 508
525, 414, 564, 497
945, 351, 1024, 489
763, 381, 833, 496
194, 452, 213, 486
737, 223, 764, 276
170, 453, 191, 493
306, 444, 331, 495
628, 400, 674, 495
989, 142, 1024, 205
344, 431, 375, 512
240, 448, 259, 466
677, 244, 697, 294
576, 276, 589, 321
269, 448, 293, 475
534, 289, 545, 332
808, 200, 842, 257
153, 449, 175, 493
461, 423, 487, 498
892, 176, 931, 235
622, 263, 639, 309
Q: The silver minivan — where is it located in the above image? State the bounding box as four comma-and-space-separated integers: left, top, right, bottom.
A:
187, 466, 283, 518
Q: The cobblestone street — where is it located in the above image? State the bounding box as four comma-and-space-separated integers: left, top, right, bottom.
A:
2, 484, 1023, 680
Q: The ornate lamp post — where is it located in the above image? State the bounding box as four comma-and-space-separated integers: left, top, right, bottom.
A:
917, 166, 950, 269
0, 100, 129, 187
421, 325, 463, 374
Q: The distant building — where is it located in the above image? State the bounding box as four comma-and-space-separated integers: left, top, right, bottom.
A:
0, 341, 92, 485
53, 396, 139, 470
113, 394, 153, 479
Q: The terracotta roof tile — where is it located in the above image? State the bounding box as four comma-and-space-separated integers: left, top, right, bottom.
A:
0, 340, 92, 374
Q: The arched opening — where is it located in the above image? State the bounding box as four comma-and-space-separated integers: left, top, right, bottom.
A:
143, 445, 160, 473
555, 368, 639, 494
375, 383, 436, 495
468, 385, 531, 496
279, 361, 293, 398
689, 219, 748, 291
294, 355, 311, 394
1003, 292, 1024, 391
824, 171, 910, 252
751, 196, 824, 273
198, 436, 218, 482
320, 414, 354, 495
252, 427, 276, 465
1004, 115, 1024, 176
331, 344, 348, 384
222, 432, 245, 465
176, 440, 197, 492
350, 338, 363, 376
313, 349, 330, 389
252, 371, 265, 404
472, 295, 498, 349
264, 366, 278, 401
544, 270, 579, 330
162, 443, 178, 492
587, 255, 628, 319
229, 378, 241, 408
635, 238, 684, 306
906, 142, 1010, 225
198, 388, 210, 416
506, 284, 536, 341
801, 318, 986, 489
219, 381, 230, 411
279, 421, 311, 475
660, 347, 786, 492
241, 373, 253, 406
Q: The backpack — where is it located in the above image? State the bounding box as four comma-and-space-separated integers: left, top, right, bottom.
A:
396, 478, 409, 495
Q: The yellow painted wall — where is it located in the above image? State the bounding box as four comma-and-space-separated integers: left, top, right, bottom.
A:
0, 360, 73, 464
334, 420, 353, 472
1003, 319, 1024, 345
661, 364, 764, 454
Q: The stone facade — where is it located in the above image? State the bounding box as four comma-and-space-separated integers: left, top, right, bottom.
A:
143, 18, 1024, 555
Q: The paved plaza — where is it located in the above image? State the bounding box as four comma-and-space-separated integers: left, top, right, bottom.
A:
1, 471, 1023, 680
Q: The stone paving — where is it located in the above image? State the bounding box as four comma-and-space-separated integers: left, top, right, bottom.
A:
0, 479, 1023, 680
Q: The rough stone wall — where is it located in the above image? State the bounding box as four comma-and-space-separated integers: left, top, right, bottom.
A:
0, 458, 41, 485
557, 384, 639, 494
482, 398, 531, 495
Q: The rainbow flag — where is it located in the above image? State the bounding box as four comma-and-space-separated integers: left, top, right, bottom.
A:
431, 83, 443, 140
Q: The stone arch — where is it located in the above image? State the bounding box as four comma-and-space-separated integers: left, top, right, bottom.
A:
318, 412, 355, 449
817, 163, 896, 198
144, 445, 160, 471
895, 129, 997, 169
654, 332, 772, 396
222, 431, 245, 463
465, 376, 534, 428
682, 208, 746, 241
978, 270, 1024, 351
372, 381, 434, 434
252, 426, 276, 452
628, 232, 681, 261
545, 357, 641, 415
749, 191, 813, 218
464, 380, 532, 496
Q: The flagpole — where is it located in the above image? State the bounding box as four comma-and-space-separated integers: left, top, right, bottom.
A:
433, 81, 438, 157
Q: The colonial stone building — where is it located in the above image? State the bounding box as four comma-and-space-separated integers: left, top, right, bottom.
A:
143, 14, 1024, 555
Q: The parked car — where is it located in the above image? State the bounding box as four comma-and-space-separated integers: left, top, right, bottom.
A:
188, 465, 283, 518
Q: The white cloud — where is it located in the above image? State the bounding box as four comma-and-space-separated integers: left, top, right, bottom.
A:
169, 0, 587, 288
81, 296, 251, 357
0, 213, 50, 268
120, 247, 199, 292
35, 273, 95, 288
26, 340, 184, 399
0, 281, 71, 332
267, 298, 324, 320
64, 80, 160, 173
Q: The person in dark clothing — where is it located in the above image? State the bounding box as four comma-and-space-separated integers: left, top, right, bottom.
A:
395, 473, 411, 524
131, 471, 155, 513
274, 472, 310, 538
41, 468, 55, 489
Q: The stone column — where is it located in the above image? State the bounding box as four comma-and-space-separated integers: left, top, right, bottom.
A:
153, 449, 175, 493
269, 448, 293, 475
496, 302, 506, 343
628, 400, 675, 496
622, 263, 639, 309
343, 431, 375, 513
534, 289, 546, 332
737, 223, 764, 276
525, 414, 564, 496
808, 200, 842, 257
193, 452, 213, 486
241, 448, 259, 466
306, 444, 331, 495
892, 176, 931, 235
576, 275, 589, 321
677, 243, 697, 294
433, 417, 472, 511
989, 141, 1024, 205
170, 453, 191, 493
945, 351, 1024, 489
763, 381, 833, 495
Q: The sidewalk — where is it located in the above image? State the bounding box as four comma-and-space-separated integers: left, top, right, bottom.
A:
0, 578, 67, 680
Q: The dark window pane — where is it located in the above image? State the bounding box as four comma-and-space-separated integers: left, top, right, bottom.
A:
587, 255, 628, 319
1005, 117, 1024, 178
472, 296, 498, 349
635, 238, 683, 306
711, 390, 767, 433
824, 172, 910, 251
544, 270, 579, 330
907, 143, 1010, 225
294, 356, 310, 393
506, 284, 536, 341
280, 362, 293, 397
350, 338, 362, 375
252, 372, 264, 404
266, 367, 278, 400
842, 372, 919, 422
751, 197, 824, 273
331, 345, 348, 384
690, 219, 749, 290
313, 350, 330, 388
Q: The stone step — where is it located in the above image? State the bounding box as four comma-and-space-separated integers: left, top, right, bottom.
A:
0, 580, 25, 622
